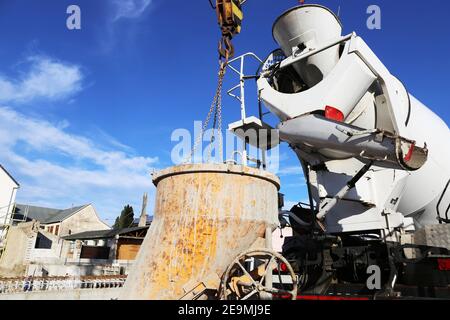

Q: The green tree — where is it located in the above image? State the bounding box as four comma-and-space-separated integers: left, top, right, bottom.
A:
113, 205, 135, 229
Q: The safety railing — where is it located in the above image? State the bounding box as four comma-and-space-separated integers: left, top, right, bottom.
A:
225, 52, 267, 167
0, 275, 127, 294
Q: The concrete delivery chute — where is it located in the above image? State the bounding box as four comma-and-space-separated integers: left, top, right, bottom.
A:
121, 2, 450, 300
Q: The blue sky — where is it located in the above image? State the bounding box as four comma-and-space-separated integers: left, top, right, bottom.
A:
0, 0, 449, 225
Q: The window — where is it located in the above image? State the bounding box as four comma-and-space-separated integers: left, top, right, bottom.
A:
55, 225, 59, 236
69, 241, 75, 253
35, 233, 52, 249
49, 226, 54, 234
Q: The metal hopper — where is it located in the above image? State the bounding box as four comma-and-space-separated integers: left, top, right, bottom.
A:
121, 163, 280, 300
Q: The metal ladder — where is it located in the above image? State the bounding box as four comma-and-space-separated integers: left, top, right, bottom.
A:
437, 179, 450, 223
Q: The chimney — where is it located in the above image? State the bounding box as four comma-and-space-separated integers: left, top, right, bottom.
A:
138, 192, 148, 227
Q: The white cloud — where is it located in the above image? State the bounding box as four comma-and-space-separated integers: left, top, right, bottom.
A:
278, 166, 304, 176
0, 56, 83, 104
112, 0, 152, 21
93, 127, 134, 152
97, 0, 153, 52
283, 182, 306, 188
0, 107, 158, 223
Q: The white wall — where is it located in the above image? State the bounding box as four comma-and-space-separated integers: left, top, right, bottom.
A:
0, 288, 121, 300
27, 260, 135, 277
60, 205, 110, 237
0, 167, 19, 241
29, 249, 60, 261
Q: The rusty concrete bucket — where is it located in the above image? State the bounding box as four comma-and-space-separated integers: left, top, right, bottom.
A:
120, 163, 280, 300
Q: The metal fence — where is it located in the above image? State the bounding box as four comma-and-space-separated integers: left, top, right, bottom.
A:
0, 275, 127, 294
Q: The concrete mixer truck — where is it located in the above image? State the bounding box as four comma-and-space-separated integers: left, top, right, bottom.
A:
122, 2, 450, 300
224, 3, 450, 298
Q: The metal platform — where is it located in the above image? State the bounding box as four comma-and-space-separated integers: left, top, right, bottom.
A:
228, 116, 279, 150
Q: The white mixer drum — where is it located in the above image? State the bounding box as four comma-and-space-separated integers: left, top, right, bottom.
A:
397, 95, 450, 226
272, 5, 342, 87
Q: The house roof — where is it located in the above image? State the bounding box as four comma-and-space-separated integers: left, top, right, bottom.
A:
14, 204, 88, 224
62, 226, 149, 241
43, 205, 88, 224
0, 164, 20, 187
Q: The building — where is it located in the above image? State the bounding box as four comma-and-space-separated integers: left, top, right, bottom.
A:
0, 203, 110, 277
19, 226, 150, 277
13, 203, 110, 237
0, 165, 20, 251
63, 226, 149, 268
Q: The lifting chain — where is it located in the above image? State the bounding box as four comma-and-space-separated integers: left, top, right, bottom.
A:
185, 0, 245, 163
185, 60, 227, 163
